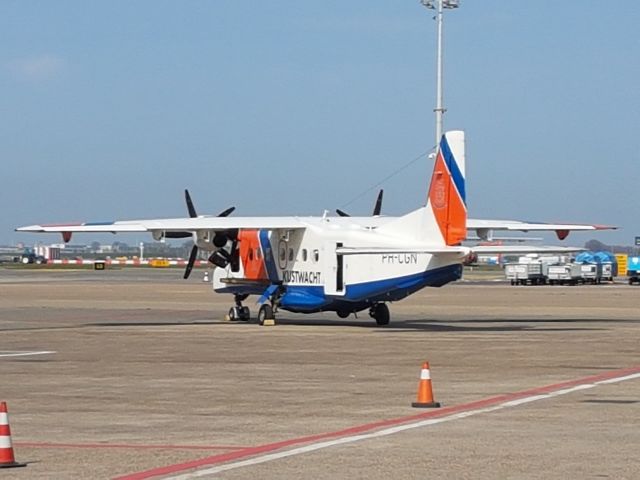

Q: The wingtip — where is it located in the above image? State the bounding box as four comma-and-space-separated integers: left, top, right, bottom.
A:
15, 225, 43, 233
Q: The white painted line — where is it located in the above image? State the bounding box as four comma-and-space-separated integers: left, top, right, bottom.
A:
165, 372, 640, 480
0, 351, 56, 358
595, 372, 640, 385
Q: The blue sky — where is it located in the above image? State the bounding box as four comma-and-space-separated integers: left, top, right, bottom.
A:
2, 1, 638, 246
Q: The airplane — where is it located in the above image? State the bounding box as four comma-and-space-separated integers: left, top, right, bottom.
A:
16, 130, 615, 326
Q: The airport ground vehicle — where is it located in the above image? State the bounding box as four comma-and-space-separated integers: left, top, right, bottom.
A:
628, 257, 640, 285
15, 248, 46, 265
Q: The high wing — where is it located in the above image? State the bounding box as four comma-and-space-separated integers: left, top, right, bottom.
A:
16, 217, 307, 236
467, 219, 615, 241
324, 216, 615, 241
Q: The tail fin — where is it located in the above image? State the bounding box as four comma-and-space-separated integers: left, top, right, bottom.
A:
377, 130, 466, 245
427, 130, 466, 245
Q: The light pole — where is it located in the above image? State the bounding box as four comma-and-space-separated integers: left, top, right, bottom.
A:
421, 0, 459, 148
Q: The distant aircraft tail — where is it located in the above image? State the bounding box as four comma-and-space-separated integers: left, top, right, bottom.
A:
378, 130, 467, 245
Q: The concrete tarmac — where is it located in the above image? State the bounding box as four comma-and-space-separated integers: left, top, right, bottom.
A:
0, 268, 638, 479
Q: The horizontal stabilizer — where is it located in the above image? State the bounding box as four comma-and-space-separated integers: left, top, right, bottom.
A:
337, 246, 471, 256
471, 245, 585, 255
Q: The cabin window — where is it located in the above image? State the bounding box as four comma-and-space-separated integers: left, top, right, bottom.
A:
302, 249, 308, 262
256, 248, 262, 260
279, 244, 286, 262
313, 249, 320, 263
288, 248, 294, 262
248, 249, 254, 261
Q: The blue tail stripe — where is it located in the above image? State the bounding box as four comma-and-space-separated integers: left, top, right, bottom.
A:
440, 135, 466, 206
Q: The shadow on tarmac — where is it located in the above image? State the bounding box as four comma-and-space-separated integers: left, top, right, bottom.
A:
1, 316, 616, 333
269, 317, 606, 332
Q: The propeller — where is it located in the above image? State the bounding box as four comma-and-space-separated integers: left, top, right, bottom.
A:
336, 189, 384, 217
372, 189, 383, 216
180, 189, 236, 279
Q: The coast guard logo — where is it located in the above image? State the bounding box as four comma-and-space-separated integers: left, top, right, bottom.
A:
432, 175, 447, 209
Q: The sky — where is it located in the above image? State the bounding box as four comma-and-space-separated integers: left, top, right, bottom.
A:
2, 0, 638, 247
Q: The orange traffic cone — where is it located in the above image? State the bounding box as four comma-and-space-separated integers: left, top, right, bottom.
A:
0, 402, 27, 468
411, 362, 441, 408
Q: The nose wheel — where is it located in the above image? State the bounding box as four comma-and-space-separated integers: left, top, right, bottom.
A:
369, 303, 390, 326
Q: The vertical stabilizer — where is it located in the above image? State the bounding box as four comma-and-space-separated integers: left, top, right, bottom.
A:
427, 130, 466, 245
377, 130, 466, 245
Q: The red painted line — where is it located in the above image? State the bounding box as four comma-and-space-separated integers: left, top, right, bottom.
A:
15, 441, 247, 451
116, 365, 640, 480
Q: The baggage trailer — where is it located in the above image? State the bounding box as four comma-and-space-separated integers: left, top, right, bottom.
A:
579, 263, 602, 284
547, 264, 583, 285
505, 262, 547, 285
601, 262, 614, 282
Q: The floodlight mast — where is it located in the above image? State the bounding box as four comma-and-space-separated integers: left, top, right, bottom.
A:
421, 0, 459, 149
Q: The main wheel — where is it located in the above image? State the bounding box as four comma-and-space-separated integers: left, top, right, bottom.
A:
370, 303, 390, 326
336, 310, 350, 319
240, 306, 251, 322
228, 306, 241, 321
258, 304, 274, 325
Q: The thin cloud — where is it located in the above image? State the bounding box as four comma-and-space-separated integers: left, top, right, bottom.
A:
8, 54, 66, 81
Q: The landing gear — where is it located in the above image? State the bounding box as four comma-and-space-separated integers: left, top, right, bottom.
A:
369, 303, 390, 326
228, 306, 250, 321
228, 294, 250, 321
257, 304, 274, 325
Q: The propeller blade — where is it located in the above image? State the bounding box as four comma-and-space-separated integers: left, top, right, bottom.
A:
184, 245, 199, 279
336, 209, 350, 217
217, 206, 236, 217
373, 189, 383, 216
185, 189, 197, 218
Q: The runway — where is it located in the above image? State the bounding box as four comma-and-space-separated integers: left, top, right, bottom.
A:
1, 268, 639, 479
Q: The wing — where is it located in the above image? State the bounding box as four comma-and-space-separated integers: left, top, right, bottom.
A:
467, 219, 616, 240
17, 216, 307, 236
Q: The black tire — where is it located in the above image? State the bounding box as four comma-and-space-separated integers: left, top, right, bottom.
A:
372, 303, 390, 326
258, 304, 274, 325
240, 306, 250, 322
336, 310, 350, 319
228, 307, 239, 321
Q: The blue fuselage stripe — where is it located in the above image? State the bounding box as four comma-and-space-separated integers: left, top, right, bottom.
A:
278, 264, 462, 313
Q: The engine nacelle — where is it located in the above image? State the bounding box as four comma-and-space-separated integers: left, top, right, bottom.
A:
476, 228, 493, 241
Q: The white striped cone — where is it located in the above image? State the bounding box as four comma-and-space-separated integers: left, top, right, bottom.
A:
0, 402, 26, 468
411, 362, 441, 408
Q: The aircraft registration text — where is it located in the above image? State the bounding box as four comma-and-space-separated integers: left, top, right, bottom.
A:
381, 254, 418, 264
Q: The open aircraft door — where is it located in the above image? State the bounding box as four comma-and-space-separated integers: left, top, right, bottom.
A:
323, 242, 346, 296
